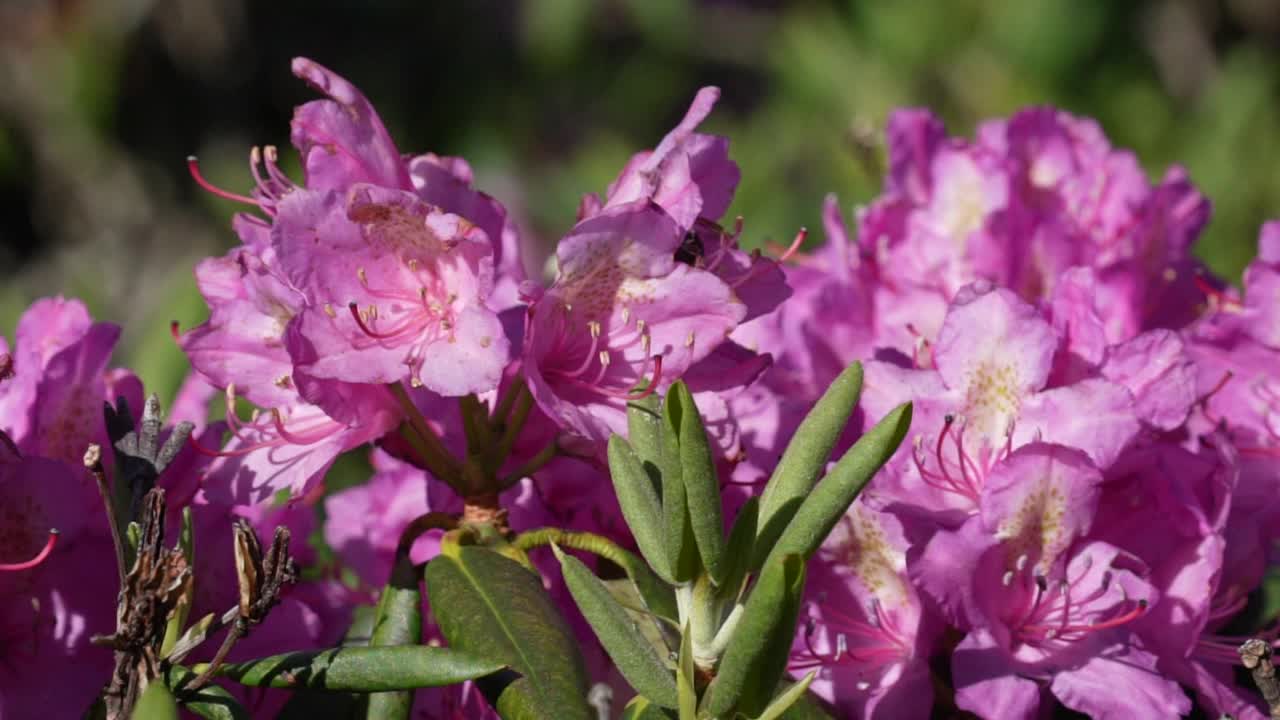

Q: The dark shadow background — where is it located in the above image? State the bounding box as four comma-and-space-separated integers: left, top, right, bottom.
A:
2, 0, 1279, 399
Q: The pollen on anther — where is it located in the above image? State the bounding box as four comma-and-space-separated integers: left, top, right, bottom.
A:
323, 304, 337, 318
598, 351, 611, 367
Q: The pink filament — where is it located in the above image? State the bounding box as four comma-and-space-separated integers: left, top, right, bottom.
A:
0, 530, 58, 571
187, 156, 260, 206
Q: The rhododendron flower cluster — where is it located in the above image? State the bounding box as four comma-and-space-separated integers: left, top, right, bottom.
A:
5, 57, 1280, 719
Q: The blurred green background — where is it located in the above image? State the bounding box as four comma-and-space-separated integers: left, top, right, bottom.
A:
2, 0, 1279, 403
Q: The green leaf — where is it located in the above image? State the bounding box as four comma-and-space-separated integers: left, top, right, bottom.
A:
772, 676, 837, 720
603, 578, 678, 663
754, 362, 863, 569
676, 623, 697, 720
161, 507, 195, 655
759, 402, 912, 570
699, 555, 806, 717
366, 559, 424, 720
751, 671, 816, 720
735, 558, 809, 716
163, 612, 214, 663
425, 546, 592, 720
666, 381, 725, 584
661, 397, 700, 583
209, 646, 504, 690
164, 666, 250, 720
131, 682, 178, 720
717, 497, 759, 604
555, 545, 678, 708
626, 392, 667, 494
619, 695, 676, 720
608, 435, 673, 583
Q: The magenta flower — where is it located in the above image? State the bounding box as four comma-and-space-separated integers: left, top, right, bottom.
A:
589, 86, 740, 233
913, 444, 1187, 718
179, 244, 401, 505
952, 541, 1187, 719
790, 502, 937, 719
524, 202, 746, 443
861, 284, 1138, 523
186, 57, 516, 397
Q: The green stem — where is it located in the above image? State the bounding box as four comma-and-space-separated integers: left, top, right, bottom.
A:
498, 439, 559, 490
490, 374, 525, 424
514, 528, 640, 572
459, 394, 495, 455
493, 383, 534, 469
389, 382, 461, 484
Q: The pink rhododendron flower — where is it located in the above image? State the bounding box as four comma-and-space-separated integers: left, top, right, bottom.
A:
910, 444, 1188, 718
588, 86, 740, 233
861, 284, 1139, 524
180, 244, 402, 504
525, 202, 746, 444
185, 57, 517, 399
792, 503, 937, 718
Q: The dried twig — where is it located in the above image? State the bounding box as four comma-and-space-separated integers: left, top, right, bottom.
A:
185, 520, 298, 692
1239, 638, 1280, 719
96, 489, 192, 720
84, 443, 126, 589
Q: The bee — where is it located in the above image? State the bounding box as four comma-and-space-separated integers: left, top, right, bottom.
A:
674, 229, 705, 266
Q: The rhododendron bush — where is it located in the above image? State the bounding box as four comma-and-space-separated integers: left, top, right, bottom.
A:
5, 57, 1280, 720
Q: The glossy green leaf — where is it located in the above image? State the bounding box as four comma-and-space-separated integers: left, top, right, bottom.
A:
676, 623, 696, 720
163, 666, 250, 720
760, 403, 912, 570
753, 362, 863, 570
131, 682, 178, 720
699, 555, 806, 717
666, 381, 725, 584
752, 671, 816, 720
366, 559, 424, 720
209, 646, 504, 690
426, 546, 592, 720
555, 546, 678, 708
608, 434, 673, 582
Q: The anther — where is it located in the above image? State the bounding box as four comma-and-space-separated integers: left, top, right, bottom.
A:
1002, 570, 1014, 587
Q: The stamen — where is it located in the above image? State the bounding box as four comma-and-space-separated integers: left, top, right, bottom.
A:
270, 408, 336, 446
187, 156, 259, 206
777, 227, 808, 263
0, 530, 58, 571
348, 302, 400, 340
